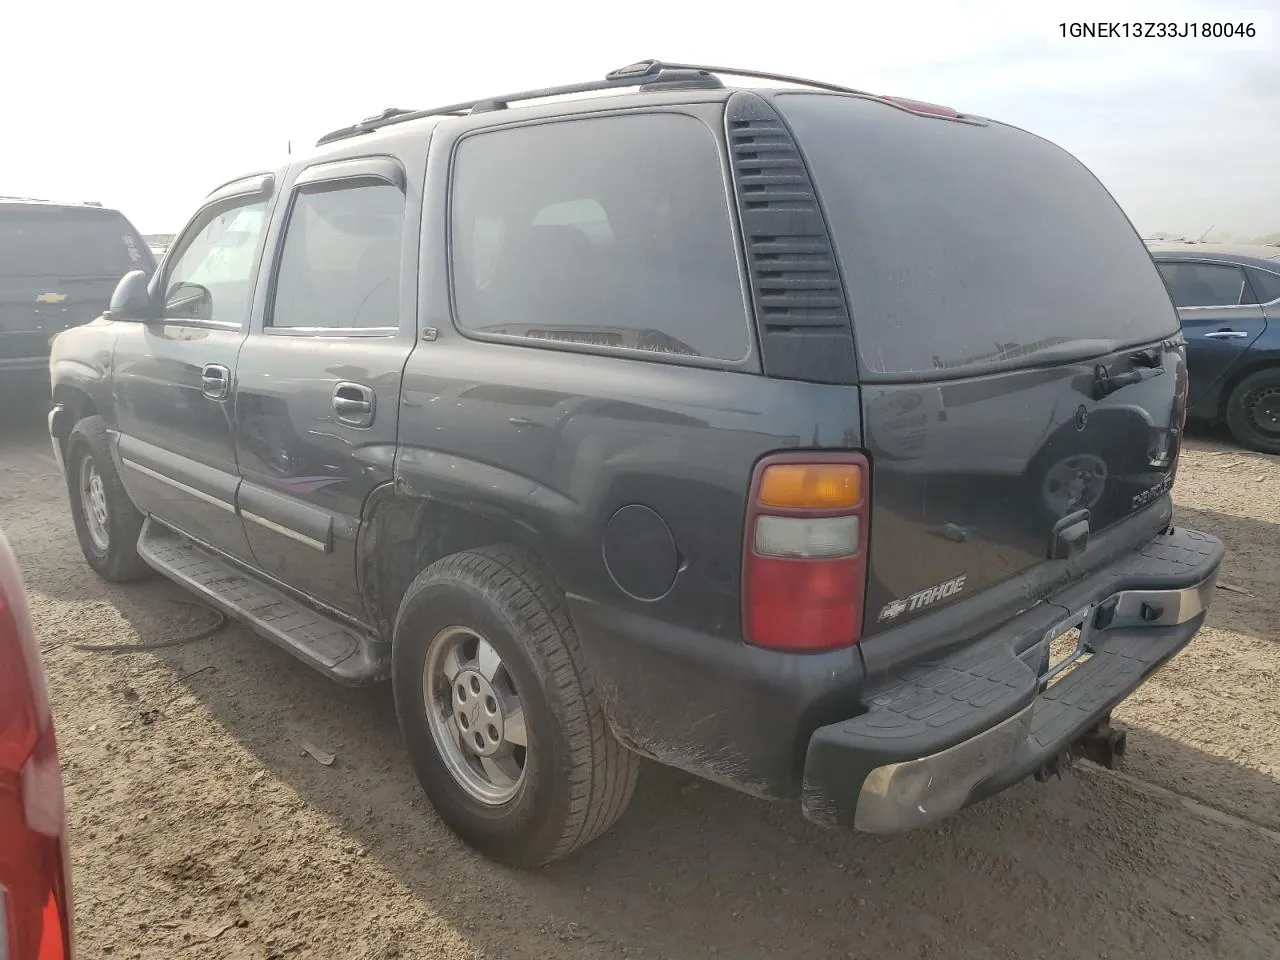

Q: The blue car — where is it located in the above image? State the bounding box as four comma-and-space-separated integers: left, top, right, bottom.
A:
1148, 242, 1280, 453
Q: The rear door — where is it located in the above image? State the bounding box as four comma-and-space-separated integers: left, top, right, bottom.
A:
112, 178, 272, 561
232, 157, 415, 617
776, 93, 1187, 637
0, 205, 153, 372
1153, 258, 1266, 412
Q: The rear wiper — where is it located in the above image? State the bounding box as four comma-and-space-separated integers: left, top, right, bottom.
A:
1128, 346, 1163, 368
1092, 362, 1165, 400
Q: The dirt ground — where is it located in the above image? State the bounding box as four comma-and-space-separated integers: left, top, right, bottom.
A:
1, 402, 1277, 960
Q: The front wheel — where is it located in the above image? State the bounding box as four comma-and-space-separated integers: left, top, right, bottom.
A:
392, 545, 638, 867
1225, 368, 1280, 455
65, 416, 151, 581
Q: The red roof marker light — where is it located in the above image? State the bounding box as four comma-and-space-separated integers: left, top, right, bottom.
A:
878, 95, 963, 119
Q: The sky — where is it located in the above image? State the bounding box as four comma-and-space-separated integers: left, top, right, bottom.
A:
2, 0, 1276, 239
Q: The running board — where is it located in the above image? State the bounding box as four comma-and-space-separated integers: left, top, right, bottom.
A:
136, 518, 389, 685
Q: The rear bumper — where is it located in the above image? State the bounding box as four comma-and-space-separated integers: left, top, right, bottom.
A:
801, 526, 1223, 830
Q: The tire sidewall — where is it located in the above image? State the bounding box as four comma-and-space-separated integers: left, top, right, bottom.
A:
392, 574, 575, 864
65, 418, 147, 579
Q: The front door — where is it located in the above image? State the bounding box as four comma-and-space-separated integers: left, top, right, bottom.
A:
1155, 258, 1266, 414
113, 179, 273, 560
232, 158, 414, 618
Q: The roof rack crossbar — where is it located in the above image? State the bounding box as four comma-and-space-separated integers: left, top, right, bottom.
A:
315, 63, 725, 146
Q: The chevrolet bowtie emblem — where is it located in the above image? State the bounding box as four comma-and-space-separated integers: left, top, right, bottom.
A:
36, 292, 68, 304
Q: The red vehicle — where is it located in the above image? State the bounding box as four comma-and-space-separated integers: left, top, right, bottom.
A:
0, 529, 73, 958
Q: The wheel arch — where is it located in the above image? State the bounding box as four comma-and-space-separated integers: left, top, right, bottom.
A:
357, 485, 571, 640
50, 383, 100, 452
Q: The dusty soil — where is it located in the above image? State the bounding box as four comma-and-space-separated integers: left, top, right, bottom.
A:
1, 405, 1277, 960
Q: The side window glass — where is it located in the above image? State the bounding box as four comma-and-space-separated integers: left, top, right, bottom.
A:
1157, 261, 1254, 309
1247, 267, 1280, 304
270, 181, 405, 330
164, 200, 267, 324
450, 113, 750, 361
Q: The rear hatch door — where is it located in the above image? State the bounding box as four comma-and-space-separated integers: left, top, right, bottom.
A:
776, 94, 1186, 637
0, 205, 153, 363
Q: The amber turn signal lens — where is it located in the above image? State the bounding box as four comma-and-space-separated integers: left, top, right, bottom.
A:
758, 463, 862, 510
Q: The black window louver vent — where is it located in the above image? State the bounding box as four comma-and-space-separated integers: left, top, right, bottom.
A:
725, 91, 857, 384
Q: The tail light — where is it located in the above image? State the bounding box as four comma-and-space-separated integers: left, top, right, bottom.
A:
0, 533, 73, 960
1180, 367, 1191, 431
1171, 349, 1190, 466
742, 453, 870, 652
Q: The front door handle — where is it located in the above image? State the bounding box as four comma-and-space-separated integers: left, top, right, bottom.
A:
201, 363, 230, 400
333, 382, 375, 427
1203, 330, 1251, 340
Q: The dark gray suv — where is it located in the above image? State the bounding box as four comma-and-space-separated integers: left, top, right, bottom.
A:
1, 198, 154, 388
48, 61, 1223, 866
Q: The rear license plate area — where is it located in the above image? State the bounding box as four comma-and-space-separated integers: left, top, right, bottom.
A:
1037, 609, 1095, 690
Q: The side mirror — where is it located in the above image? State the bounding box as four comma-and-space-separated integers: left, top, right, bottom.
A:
106, 270, 156, 321
163, 282, 214, 322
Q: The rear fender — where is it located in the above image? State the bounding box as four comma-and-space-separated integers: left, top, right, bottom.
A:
357, 482, 571, 641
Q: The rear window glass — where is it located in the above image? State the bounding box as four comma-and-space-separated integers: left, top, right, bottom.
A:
775, 94, 1179, 378
0, 207, 150, 278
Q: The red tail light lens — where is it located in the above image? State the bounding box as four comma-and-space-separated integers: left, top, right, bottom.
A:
0, 533, 73, 960
1181, 369, 1191, 431
742, 453, 869, 652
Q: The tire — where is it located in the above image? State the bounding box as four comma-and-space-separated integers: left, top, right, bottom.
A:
1225, 368, 1280, 455
65, 416, 151, 582
392, 545, 638, 867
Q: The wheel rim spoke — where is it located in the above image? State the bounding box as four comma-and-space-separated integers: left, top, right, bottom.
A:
439, 646, 464, 682
503, 705, 527, 747
443, 704, 463, 750
474, 637, 502, 682
480, 755, 517, 788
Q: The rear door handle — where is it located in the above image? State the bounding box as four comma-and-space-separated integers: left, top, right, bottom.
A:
201, 363, 230, 400
333, 381, 375, 427
1203, 330, 1250, 340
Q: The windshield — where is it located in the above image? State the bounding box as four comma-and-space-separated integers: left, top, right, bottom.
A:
0, 207, 152, 278
775, 94, 1179, 379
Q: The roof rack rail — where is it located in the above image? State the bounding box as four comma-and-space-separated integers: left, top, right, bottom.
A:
315, 61, 731, 146
605, 60, 871, 96
314, 59, 889, 147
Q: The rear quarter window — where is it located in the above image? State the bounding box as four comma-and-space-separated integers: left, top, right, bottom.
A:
449, 112, 751, 362
775, 94, 1179, 378
1247, 267, 1280, 304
